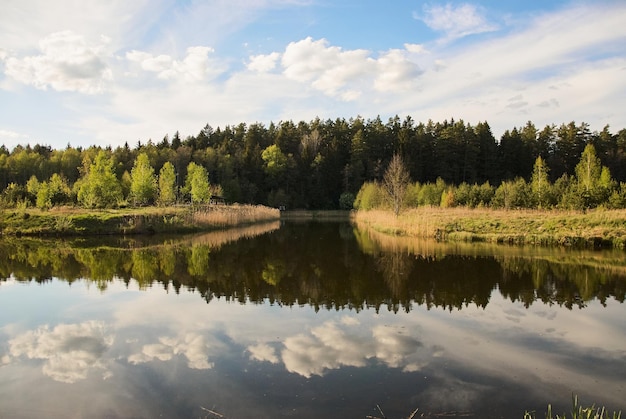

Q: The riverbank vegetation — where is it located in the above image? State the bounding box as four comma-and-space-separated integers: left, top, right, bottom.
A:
0, 204, 279, 236
353, 141, 626, 248
354, 207, 626, 249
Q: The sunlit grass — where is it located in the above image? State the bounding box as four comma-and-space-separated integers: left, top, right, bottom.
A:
0, 204, 280, 236
353, 207, 626, 249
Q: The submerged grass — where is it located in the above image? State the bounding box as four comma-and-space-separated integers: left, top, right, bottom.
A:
353, 207, 626, 249
0, 204, 280, 237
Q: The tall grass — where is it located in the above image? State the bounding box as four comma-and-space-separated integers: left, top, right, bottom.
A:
524, 394, 622, 419
353, 207, 626, 249
191, 204, 280, 227
0, 204, 280, 236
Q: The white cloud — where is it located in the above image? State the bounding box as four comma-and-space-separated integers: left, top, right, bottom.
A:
374, 49, 422, 92
128, 332, 213, 370
404, 43, 429, 54
125, 46, 222, 83
0, 0, 160, 52
248, 342, 279, 363
8, 321, 113, 383
280, 37, 424, 100
4, 31, 112, 94
247, 52, 280, 73
417, 3, 498, 40
279, 320, 425, 378
0, 129, 26, 142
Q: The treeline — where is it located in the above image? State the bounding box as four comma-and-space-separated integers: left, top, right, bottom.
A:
1, 117, 625, 209
356, 144, 626, 211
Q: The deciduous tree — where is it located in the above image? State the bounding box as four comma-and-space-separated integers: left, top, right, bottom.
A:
382, 154, 410, 216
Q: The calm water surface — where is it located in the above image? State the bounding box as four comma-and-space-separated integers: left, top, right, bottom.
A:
0, 220, 625, 418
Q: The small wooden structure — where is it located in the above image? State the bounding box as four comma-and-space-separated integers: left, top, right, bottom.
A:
210, 196, 226, 205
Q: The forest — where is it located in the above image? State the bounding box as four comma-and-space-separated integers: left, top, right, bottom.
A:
1, 116, 625, 210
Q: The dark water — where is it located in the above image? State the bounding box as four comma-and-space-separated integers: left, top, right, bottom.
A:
0, 220, 625, 418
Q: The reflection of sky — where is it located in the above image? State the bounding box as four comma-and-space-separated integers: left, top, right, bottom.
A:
1, 278, 625, 417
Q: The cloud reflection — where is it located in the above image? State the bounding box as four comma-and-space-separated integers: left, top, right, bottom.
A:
8, 321, 113, 383
258, 317, 428, 378
128, 332, 213, 370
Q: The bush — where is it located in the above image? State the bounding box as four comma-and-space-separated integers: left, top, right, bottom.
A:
353, 182, 384, 210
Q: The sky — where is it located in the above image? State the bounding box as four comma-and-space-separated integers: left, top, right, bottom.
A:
0, 0, 625, 150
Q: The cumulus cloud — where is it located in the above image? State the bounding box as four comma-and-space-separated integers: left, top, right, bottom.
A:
247, 52, 280, 72
416, 3, 498, 40
4, 31, 112, 94
7, 321, 113, 383
281, 37, 374, 100
128, 332, 213, 370
279, 37, 422, 100
277, 319, 426, 378
248, 342, 280, 364
374, 49, 422, 92
126, 46, 223, 83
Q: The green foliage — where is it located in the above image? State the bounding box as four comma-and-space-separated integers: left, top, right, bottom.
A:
158, 162, 177, 205
130, 153, 157, 206
1, 118, 626, 211
353, 182, 384, 210
77, 151, 123, 208
261, 144, 288, 177
185, 162, 210, 204
492, 178, 531, 209
531, 156, 553, 208
339, 192, 356, 210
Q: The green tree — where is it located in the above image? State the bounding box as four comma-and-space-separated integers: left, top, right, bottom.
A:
158, 162, 177, 205
185, 162, 210, 204
573, 144, 613, 208
36, 181, 52, 210
530, 156, 552, 208
261, 144, 288, 177
130, 153, 157, 206
77, 151, 123, 208
353, 182, 384, 210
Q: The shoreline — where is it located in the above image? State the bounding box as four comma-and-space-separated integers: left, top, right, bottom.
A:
352, 207, 626, 249
0, 204, 280, 237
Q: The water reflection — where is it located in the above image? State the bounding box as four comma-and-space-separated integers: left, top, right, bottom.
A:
0, 221, 625, 418
1, 221, 624, 310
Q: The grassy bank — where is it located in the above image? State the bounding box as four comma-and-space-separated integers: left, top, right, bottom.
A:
0, 204, 280, 237
353, 207, 626, 249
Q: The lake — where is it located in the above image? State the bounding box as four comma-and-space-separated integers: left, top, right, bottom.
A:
0, 220, 624, 418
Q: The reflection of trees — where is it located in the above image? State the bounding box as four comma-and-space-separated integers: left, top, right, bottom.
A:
1, 222, 625, 312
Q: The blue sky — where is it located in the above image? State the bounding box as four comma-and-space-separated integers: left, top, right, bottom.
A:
0, 0, 624, 150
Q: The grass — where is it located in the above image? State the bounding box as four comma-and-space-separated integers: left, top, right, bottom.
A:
524, 394, 622, 419
353, 207, 626, 249
0, 204, 280, 237
367, 395, 621, 419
